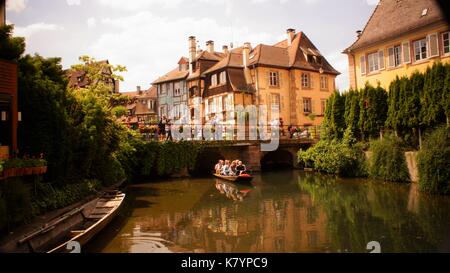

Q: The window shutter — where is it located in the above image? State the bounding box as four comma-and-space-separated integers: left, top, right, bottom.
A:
278, 72, 281, 87
311, 99, 315, 114
402, 41, 411, 64
378, 49, 385, 70
310, 74, 314, 88
388, 47, 395, 68
280, 95, 284, 110
360, 56, 366, 75
205, 99, 209, 115
428, 33, 439, 57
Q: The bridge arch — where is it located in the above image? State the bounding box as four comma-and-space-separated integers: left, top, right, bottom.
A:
190, 148, 225, 177
260, 149, 297, 171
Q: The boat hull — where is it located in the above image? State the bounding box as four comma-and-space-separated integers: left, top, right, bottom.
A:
213, 174, 253, 183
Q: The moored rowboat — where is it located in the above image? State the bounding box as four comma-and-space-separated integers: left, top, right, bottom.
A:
46, 191, 125, 253
14, 191, 125, 253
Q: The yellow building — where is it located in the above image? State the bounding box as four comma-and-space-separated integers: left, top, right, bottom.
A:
344, 0, 450, 90
185, 29, 339, 133
247, 29, 339, 127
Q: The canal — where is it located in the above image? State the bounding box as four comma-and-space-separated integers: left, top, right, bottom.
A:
85, 170, 450, 253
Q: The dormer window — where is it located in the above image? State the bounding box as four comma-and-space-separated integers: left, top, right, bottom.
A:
219, 71, 226, 84
307, 55, 314, 63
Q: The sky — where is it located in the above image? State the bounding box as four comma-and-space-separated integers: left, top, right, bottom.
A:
5, 0, 379, 92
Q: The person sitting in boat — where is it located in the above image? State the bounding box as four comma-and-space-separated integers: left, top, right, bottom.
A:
221, 160, 231, 176
236, 161, 247, 175
229, 161, 237, 176
214, 160, 224, 174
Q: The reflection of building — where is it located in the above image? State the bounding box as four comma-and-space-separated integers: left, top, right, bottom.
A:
130, 190, 329, 253
344, 0, 450, 90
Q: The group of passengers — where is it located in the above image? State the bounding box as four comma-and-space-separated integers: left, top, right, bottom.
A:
214, 160, 247, 176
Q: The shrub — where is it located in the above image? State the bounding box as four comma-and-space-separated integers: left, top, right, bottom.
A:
298, 129, 367, 177
417, 126, 450, 194
369, 136, 410, 182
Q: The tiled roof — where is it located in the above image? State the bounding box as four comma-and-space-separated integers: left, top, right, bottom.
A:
203, 51, 244, 75
248, 32, 340, 75
345, 0, 446, 52
194, 50, 226, 62
152, 67, 189, 84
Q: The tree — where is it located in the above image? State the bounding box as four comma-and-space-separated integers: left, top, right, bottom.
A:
359, 83, 387, 140
420, 63, 446, 128
344, 89, 360, 139
0, 24, 25, 60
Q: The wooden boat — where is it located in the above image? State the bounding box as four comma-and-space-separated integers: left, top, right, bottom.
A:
213, 173, 253, 183
16, 191, 125, 253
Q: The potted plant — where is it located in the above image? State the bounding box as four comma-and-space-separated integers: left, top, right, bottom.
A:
23, 158, 34, 175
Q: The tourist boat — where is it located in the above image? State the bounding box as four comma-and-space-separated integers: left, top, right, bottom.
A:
213, 173, 254, 183
16, 191, 125, 253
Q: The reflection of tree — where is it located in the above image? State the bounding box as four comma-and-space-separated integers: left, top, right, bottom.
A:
298, 172, 450, 252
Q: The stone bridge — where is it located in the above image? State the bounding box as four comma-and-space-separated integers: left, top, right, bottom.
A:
193, 139, 316, 174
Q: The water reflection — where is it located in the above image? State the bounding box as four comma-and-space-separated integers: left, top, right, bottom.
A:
215, 179, 252, 201
86, 171, 450, 253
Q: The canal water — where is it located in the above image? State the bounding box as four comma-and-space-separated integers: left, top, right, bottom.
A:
85, 170, 450, 253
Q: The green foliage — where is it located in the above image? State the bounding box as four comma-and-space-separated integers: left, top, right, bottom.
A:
420, 62, 447, 127
31, 180, 101, 215
417, 126, 450, 194
322, 91, 346, 140
0, 179, 33, 229
0, 24, 25, 60
112, 105, 128, 118
344, 89, 360, 139
369, 136, 410, 182
358, 84, 388, 140
298, 129, 367, 177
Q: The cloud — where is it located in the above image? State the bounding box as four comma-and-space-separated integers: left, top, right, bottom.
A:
366, 0, 379, 5
88, 11, 274, 91
6, 0, 27, 12
87, 17, 96, 27
14, 23, 64, 38
67, 0, 81, 5
325, 50, 349, 91
97, 0, 184, 10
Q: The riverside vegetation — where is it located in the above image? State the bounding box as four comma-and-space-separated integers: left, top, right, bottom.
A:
0, 25, 205, 233
298, 63, 450, 194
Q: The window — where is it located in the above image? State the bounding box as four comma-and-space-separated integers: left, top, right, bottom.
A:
269, 71, 279, 87
174, 82, 181, 96
360, 55, 366, 75
222, 95, 227, 111
159, 84, 166, 95
320, 75, 328, 90
211, 74, 218, 86
321, 99, 326, 115
414, 38, 428, 61
443, 32, 450, 55
271, 94, 280, 113
301, 73, 311, 89
208, 98, 214, 114
367, 52, 379, 73
303, 98, 312, 113
77, 76, 83, 83
307, 54, 314, 63
219, 71, 226, 84
159, 105, 167, 117
226, 94, 233, 111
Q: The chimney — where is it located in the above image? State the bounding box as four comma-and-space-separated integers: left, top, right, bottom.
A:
206, 40, 214, 53
356, 30, 362, 38
243, 42, 251, 67
1, 0, 5, 27
287, 28, 295, 46
137, 86, 142, 94
222, 45, 229, 54
189, 36, 196, 74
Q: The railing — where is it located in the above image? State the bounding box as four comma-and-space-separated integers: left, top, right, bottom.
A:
138, 124, 321, 142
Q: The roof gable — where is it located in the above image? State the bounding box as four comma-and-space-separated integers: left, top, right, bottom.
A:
345, 0, 446, 52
